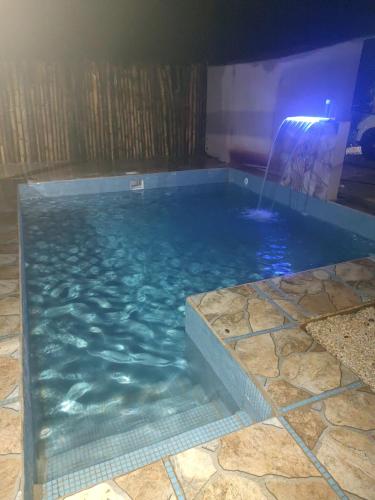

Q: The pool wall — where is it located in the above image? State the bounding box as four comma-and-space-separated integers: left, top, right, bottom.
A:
18, 198, 35, 500
18, 167, 228, 198
229, 167, 375, 241
185, 302, 273, 422
19, 166, 375, 241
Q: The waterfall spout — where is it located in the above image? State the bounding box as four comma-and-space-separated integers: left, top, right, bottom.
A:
257, 116, 336, 211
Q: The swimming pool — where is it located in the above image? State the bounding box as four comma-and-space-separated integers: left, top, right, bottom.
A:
20, 173, 375, 488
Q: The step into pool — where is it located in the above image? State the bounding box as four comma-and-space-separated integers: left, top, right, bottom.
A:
20, 175, 375, 490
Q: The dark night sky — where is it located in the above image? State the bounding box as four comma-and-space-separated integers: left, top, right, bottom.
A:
0, 0, 374, 64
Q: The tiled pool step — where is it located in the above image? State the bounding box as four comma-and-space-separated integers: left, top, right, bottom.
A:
42, 384, 211, 459
42, 411, 245, 498
41, 395, 234, 482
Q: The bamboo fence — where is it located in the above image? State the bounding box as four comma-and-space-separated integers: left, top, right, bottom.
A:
0, 61, 206, 175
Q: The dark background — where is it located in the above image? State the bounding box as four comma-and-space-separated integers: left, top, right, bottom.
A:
0, 0, 374, 64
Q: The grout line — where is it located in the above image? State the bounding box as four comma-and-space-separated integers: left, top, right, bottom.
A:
235, 410, 253, 427
279, 416, 349, 500
0, 396, 19, 407
162, 458, 186, 500
266, 278, 313, 318
223, 322, 298, 343
0, 332, 20, 342
327, 267, 373, 303
251, 282, 297, 324
279, 380, 364, 414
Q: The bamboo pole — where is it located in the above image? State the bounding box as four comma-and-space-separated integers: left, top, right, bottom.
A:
0, 60, 207, 171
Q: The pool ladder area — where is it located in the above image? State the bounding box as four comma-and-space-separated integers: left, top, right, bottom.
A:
129, 178, 144, 190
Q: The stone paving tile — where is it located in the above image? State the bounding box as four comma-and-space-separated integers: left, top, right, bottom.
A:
0, 266, 19, 280
169, 419, 338, 499
114, 461, 176, 500
0, 315, 21, 337
265, 267, 363, 317
0, 296, 20, 315
189, 284, 291, 340
0, 356, 19, 400
0, 223, 17, 233
284, 387, 375, 500
256, 279, 309, 322
0, 455, 22, 500
0, 212, 18, 226
0, 254, 18, 266
0, 230, 18, 245
333, 257, 375, 299
0, 243, 19, 254
0, 219, 21, 500
0, 408, 22, 454
0, 280, 19, 298
61, 461, 176, 499
226, 326, 359, 408
61, 481, 128, 499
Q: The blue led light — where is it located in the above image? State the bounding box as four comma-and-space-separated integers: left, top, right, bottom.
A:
285, 116, 330, 123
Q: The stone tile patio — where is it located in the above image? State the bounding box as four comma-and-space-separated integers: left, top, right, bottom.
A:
170, 418, 339, 500
0, 209, 22, 500
284, 387, 375, 499
184, 258, 375, 499
61, 461, 176, 500
226, 325, 359, 409
1, 189, 374, 500
188, 284, 291, 340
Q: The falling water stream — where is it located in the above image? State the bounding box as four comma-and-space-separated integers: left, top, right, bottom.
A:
254, 116, 332, 215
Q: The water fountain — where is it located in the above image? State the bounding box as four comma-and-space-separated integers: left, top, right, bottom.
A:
251, 116, 337, 217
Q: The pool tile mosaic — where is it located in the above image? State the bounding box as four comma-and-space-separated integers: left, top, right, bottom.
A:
185, 303, 272, 422
45, 398, 233, 481
43, 413, 243, 498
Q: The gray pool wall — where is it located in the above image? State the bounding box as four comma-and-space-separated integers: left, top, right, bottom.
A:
19, 166, 375, 241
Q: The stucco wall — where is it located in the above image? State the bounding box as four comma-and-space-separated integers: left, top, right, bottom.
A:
206, 39, 364, 171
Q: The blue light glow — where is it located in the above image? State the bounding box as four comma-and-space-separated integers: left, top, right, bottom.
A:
285, 116, 330, 123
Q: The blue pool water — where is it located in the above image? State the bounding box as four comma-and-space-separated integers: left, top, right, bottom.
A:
22, 182, 374, 480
